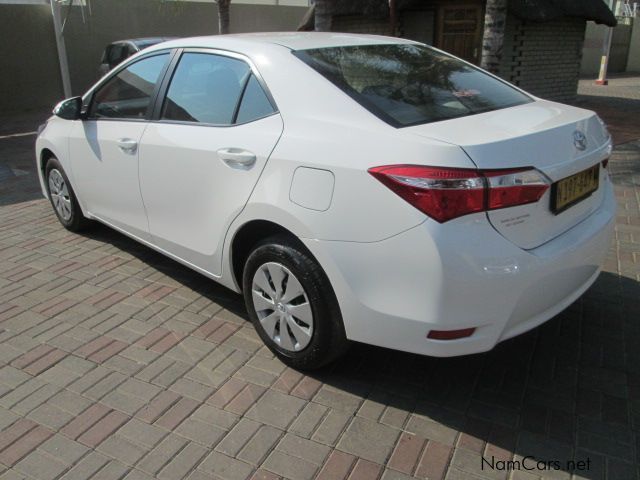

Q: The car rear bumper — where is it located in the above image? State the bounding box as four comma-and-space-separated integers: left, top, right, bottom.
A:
304, 178, 616, 357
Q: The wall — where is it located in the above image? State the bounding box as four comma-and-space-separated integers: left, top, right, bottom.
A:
581, 21, 633, 76
400, 9, 436, 45
0, 4, 65, 114
331, 14, 389, 35
499, 15, 587, 102
0, 0, 307, 113
625, 19, 640, 72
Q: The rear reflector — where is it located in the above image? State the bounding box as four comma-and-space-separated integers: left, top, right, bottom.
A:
369, 165, 550, 222
427, 328, 476, 340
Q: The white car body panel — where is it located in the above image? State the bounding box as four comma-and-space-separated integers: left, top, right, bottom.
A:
35, 33, 616, 358
69, 120, 151, 240
138, 114, 284, 276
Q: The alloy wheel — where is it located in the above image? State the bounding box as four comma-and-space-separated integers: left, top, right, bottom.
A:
251, 262, 314, 352
48, 169, 72, 221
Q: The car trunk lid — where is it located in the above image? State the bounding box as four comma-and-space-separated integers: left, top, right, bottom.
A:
405, 100, 611, 249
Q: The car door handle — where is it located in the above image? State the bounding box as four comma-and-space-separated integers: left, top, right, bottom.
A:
117, 138, 138, 154
218, 148, 256, 170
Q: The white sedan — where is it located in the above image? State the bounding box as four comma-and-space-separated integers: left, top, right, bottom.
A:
36, 33, 615, 369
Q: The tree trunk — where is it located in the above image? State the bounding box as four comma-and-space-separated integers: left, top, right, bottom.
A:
480, 0, 508, 74
218, 0, 231, 35
314, 0, 332, 32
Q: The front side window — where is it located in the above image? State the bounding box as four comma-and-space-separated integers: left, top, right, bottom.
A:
293, 44, 532, 127
162, 53, 250, 125
90, 53, 169, 119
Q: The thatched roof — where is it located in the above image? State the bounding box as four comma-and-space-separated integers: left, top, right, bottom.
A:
306, 0, 616, 26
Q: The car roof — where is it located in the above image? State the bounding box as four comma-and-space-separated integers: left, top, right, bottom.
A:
152, 32, 416, 52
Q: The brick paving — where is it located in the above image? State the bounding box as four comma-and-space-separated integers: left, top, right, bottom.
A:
576, 75, 640, 145
0, 92, 638, 480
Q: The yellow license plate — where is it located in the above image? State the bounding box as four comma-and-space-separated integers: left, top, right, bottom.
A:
551, 164, 599, 214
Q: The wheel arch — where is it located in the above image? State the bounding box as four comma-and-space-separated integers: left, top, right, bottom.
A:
229, 219, 313, 292
39, 148, 57, 183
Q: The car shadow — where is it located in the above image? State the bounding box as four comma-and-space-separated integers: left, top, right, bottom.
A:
79, 222, 637, 480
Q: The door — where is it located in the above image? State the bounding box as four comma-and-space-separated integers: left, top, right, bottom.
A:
138, 51, 283, 276
69, 52, 171, 240
437, 5, 483, 64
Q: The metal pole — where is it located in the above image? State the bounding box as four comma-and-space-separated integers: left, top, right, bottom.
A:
596, 0, 617, 85
50, 0, 72, 98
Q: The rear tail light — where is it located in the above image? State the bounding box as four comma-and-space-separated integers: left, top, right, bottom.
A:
368, 165, 550, 222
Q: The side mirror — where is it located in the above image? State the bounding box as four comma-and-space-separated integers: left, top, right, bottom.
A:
53, 96, 83, 120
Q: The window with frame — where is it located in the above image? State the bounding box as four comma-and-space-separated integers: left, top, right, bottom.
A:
162, 52, 275, 125
236, 74, 275, 124
90, 53, 169, 120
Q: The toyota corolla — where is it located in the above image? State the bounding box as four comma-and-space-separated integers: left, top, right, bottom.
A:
36, 33, 615, 369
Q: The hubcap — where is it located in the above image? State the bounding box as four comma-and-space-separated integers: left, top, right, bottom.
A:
251, 262, 313, 352
48, 169, 72, 221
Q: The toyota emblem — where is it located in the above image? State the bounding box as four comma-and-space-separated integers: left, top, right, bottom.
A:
573, 130, 587, 151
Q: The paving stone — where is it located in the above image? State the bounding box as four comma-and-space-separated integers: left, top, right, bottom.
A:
289, 402, 328, 438
316, 449, 356, 480
169, 377, 215, 402
313, 386, 363, 414
406, 414, 459, 446
0, 425, 53, 467
388, 432, 426, 476
175, 417, 226, 446
14, 451, 67, 480
97, 435, 148, 466
48, 390, 92, 416
349, 458, 383, 480
38, 434, 88, 465
416, 440, 453, 480
117, 418, 166, 450
216, 418, 262, 457
312, 410, 352, 447
191, 403, 238, 430
245, 389, 306, 429
238, 425, 283, 465
136, 390, 180, 424
338, 417, 401, 464
263, 450, 318, 480
199, 451, 254, 480
137, 434, 188, 475
77, 410, 129, 447
155, 396, 199, 431
276, 433, 330, 466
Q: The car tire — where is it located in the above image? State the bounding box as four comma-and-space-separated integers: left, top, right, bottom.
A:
243, 234, 349, 370
45, 157, 91, 232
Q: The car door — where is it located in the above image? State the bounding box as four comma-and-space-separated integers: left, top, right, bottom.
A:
138, 50, 283, 276
69, 51, 172, 240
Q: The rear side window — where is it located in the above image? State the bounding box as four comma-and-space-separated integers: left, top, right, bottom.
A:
293, 44, 531, 127
90, 53, 169, 119
236, 74, 275, 124
162, 53, 250, 125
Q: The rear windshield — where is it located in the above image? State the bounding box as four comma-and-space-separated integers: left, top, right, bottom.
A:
293, 44, 532, 128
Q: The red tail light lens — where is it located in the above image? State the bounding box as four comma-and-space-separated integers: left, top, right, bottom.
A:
427, 328, 476, 340
368, 165, 549, 223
